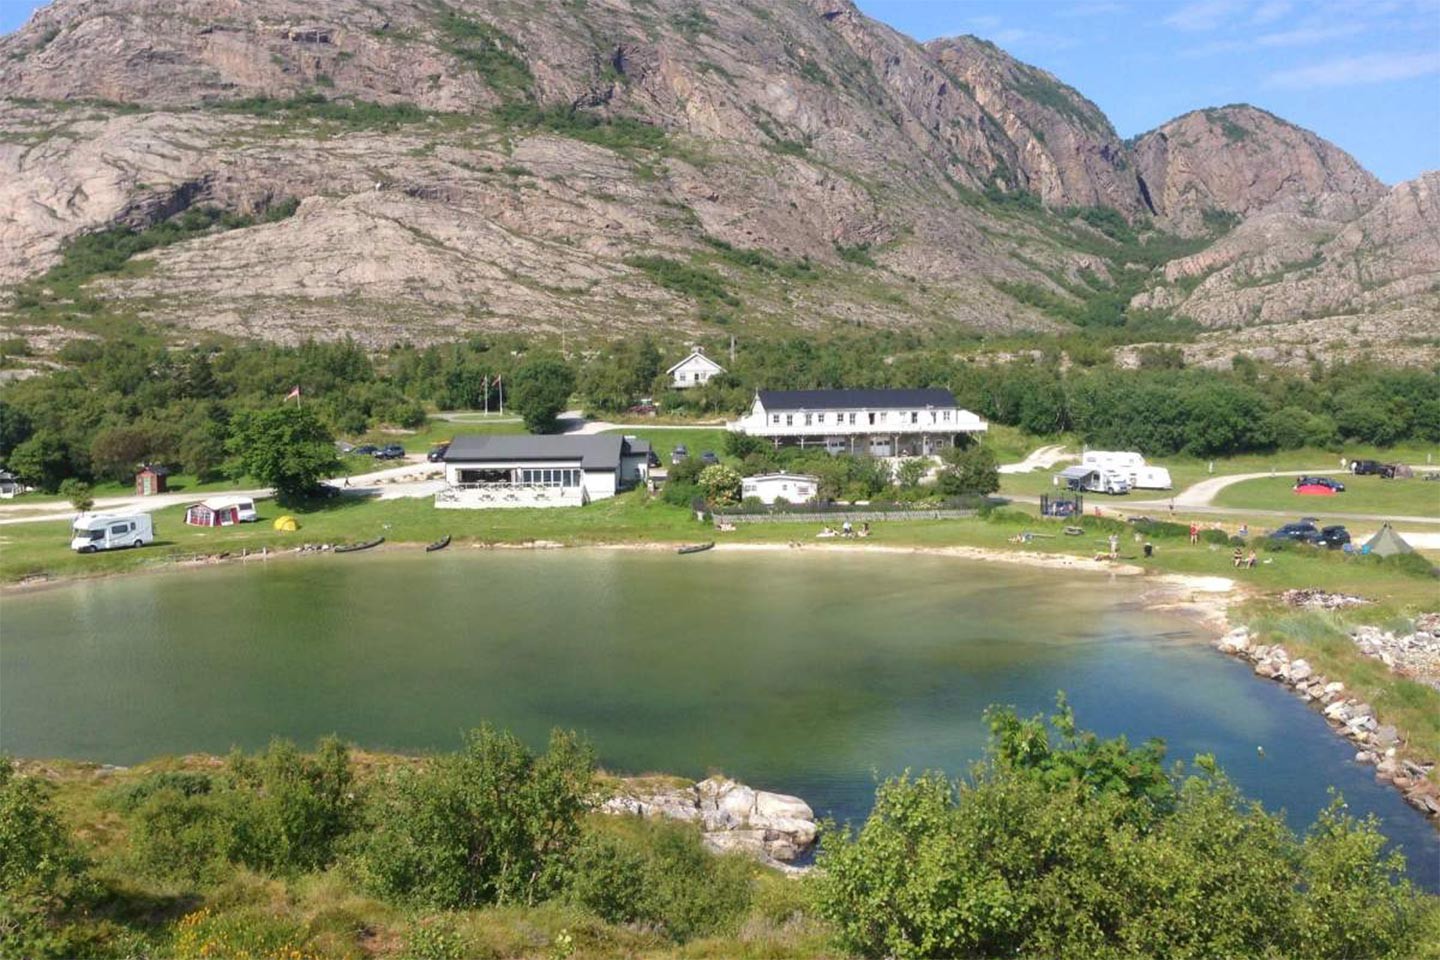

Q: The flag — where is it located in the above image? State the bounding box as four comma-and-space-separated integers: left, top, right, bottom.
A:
285, 385, 301, 401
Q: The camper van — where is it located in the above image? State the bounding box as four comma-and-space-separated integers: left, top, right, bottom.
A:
71, 514, 154, 553
1082, 451, 1173, 490
1056, 466, 1131, 495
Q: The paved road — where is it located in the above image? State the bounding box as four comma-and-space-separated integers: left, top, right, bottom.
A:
0, 458, 436, 526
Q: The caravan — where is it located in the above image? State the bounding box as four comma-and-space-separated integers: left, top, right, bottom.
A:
1056, 465, 1131, 495
71, 514, 154, 553
1082, 450, 1172, 490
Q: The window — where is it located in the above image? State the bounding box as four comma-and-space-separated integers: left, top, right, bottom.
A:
944, 411, 951, 422
911, 412, 918, 424
785, 414, 793, 426
817, 413, 825, 424
930, 411, 937, 423
772, 414, 780, 425
868, 412, 875, 425
849, 412, 857, 425
804, 413, 812, 426
111, 525, 128, 535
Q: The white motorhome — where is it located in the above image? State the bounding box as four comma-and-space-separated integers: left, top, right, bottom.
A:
71, 513, 154, 552
1056, 465, 1131, 495
1082, 450, 1172, 490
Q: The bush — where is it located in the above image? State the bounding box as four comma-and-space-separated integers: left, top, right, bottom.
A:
817, 698, 1432, 959
509, 357, 576, 434
128, 788, 232, 885
569, 820, 752, 942
698, 463, 742, 506
353, 726, 594, 908
1130, 518, 1190, 539
0, 759, 93, 959
1201, 528, 1231, 546
170, 906, 316, 960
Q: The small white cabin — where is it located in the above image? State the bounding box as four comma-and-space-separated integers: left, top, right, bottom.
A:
741, 473, 819, 505
71, 513, 153, 553
666, 349, 726, 389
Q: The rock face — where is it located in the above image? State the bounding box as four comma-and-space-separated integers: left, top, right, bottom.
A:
0, 0, 1434, 347
1132, 105, 1386, 232
924, 36, 1144, 216
600, 775, 818, 870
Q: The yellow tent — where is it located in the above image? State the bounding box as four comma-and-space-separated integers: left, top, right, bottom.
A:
273, 515, 300, 531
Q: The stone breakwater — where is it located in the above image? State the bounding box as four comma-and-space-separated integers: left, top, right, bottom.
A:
601, 776, 818, 872
1349, 614, 1440, 691
1216, 627, 1440, 821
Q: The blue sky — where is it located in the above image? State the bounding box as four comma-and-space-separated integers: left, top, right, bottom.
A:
2, 0, 1436, 182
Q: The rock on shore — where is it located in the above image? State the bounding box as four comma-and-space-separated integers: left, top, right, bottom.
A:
1216, 626, 1439, 820
1349, 616, 1440, 690
600, 775, 818, 871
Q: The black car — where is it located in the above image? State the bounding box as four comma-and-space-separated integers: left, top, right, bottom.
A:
647, 450, 662, 468
1350, 459, 1387, 476
700, 451, 720, 465
427, 443, 450, 463
1316, 525, 1351, 549
671, 444, 689, 465
374, 443, 406, 460
1294, 476, 1346, 492
352, 444, 379, 456
1268, 522, 1321, 544
307, 482, 343, 499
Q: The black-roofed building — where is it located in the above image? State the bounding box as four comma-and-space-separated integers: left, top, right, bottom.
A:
727, 388, 986, 457
436, 434, 651, 508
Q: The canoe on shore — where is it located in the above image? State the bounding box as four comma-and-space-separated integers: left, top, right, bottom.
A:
426, 535, 452, 552
676, 542, 715, 555
334, 537, 385, 554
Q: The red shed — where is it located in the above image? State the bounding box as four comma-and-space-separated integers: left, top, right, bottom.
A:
135, 464, 170, 496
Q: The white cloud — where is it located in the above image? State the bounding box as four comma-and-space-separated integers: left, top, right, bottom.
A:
1255, 23, 1364, 46
1251, 0, 1293, 23
1164, 0, 1241, 30
1267, 50, 1440, 87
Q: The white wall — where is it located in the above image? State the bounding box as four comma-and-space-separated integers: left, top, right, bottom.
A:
670, 355, 723, 388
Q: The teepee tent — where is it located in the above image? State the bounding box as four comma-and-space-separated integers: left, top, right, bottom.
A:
1363, 524, 1413, 558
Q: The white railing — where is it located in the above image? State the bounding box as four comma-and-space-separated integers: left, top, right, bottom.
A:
435, 482, 588, 509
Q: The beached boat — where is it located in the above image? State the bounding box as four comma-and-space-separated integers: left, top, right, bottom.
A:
676, 542, 714, 555
426, 535, 452, 552
334, 537, 385, 554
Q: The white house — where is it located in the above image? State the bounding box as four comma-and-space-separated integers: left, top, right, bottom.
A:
727, 388, 987, 457
437, 434, 651, 509
667, 348, 726, 389
742, 473, 819, 505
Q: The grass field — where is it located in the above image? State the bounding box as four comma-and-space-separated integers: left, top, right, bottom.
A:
1215, 474, 1440, 517
601, 426, 728, 466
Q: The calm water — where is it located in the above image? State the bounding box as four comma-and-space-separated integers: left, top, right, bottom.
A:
2, 549, 1436, 888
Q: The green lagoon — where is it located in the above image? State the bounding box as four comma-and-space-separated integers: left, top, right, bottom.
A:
2, 549, 1435, 887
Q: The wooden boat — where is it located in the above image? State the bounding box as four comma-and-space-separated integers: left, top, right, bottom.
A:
426, 535, 452, 553
334, 537, 385, 554
1063, 526, 1085, 536
676, 542, 715, 555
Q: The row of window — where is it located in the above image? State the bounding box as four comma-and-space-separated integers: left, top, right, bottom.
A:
519, 468, 581, 487
768, 410, 954, 427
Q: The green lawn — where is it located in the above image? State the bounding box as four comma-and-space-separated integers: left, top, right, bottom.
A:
1214, 475, 1440, 518
600, 426, 728, 465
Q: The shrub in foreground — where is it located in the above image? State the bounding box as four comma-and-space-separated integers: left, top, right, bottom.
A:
817, 697, 1434, 959
352, 726, 594, 909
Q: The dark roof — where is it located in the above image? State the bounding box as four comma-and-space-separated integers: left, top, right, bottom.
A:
444, 434, 651, 470
756, 388, 956, 410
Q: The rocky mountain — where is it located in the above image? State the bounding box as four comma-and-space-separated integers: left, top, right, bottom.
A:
0, 0, 1434, 359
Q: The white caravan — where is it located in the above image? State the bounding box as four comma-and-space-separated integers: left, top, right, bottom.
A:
206, 495, 259, 522
1056, 465, 1132, 495
1082, 450, 1172, 490
71, 514, 154, 552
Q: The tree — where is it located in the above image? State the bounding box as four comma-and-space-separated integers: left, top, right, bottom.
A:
88, 425, 158, 483
0, 400, 33, 461
816, 699, 1433, 960
58, 480, 92, 514
896, 458, 927, 489
698, 464, 742, 506
6, 432, 72, 493
510, 357, 575, 433
936, 443, 999, 497
354, 726, 594, 908
225, 405, 337, 503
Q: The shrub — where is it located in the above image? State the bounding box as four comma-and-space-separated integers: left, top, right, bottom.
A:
128, 788, 232, 885
0, 759, 93, 959
1130, 518, 1190, 539
223, 737, 357, 874
569, 820, 752, 942
107, 770, 215, 813
353, 726, 594, 908
698, 463, 742, 506
170, 906, 318, 960
1201, 528, 1231, 546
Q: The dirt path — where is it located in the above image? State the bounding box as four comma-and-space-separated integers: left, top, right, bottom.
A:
998, 443, 1074, 474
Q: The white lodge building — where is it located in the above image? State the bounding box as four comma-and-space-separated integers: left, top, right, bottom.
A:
728, 388, 987, 457
666, 348, 726, 389
437, 434, 651, 509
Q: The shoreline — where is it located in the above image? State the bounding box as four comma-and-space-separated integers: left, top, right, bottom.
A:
8, 532, 1434, 826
